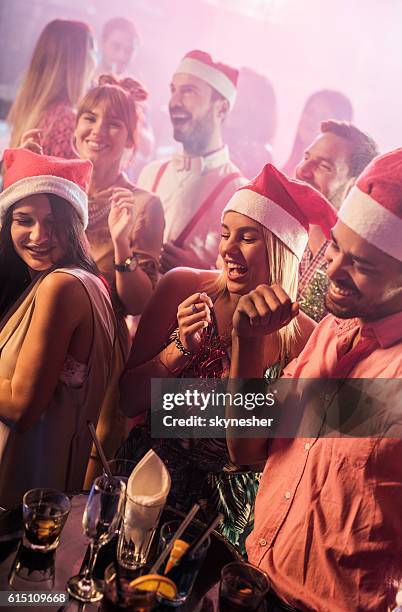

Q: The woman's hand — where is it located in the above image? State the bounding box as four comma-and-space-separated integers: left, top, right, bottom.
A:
108, 188, 137, 246
232, 284, 299, 338
177, 292, 213, 353
20, 129, 43, 154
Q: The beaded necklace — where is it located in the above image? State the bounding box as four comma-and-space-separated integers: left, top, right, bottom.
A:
87, 173, 124, 229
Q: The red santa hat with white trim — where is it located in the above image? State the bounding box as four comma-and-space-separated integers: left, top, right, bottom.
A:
222, 163, 338, 260
0, 148, 92, 229
338, 148, 402, 261
174, 50, 238, 107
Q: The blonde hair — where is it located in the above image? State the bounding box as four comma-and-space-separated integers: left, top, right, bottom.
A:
8, 19, 94, 148
76, 74, 148, 149
206, 227, 299, 368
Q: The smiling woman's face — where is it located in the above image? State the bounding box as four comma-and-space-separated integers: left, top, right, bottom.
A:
74, 101, 130, 169
219, 211, 269, 295
11, 195, 65, 273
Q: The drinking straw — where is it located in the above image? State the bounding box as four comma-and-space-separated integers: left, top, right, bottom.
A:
186, 512, 223, 557
166, 512, 224, 577
86, 420, 113, 480
150, 503, 200, 573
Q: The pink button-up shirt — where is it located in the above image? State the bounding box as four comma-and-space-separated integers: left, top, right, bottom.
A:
247, 311, 402, 612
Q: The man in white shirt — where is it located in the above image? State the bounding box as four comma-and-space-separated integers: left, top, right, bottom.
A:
137, 49, 246, 271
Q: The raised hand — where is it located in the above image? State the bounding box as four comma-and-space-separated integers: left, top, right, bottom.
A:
176, 292, 213, 353
108, 188, 137, 245
232, 284, 299, 338
20, 129, 43, 154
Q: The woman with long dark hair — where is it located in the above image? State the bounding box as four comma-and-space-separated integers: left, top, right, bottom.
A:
0, 148, 117, 507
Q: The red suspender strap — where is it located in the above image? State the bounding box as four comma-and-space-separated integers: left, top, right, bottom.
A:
173, 172, 242, 248
151, 160, 170, 193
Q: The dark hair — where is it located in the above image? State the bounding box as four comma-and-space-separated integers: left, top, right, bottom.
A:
0, 195, 98, 319
283, 89, 354, 176
304, 89, 353, 122
321, 120, 379, 177
101, 17, 139, 46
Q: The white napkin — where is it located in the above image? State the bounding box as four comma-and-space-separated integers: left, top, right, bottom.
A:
123, 450, 171, 552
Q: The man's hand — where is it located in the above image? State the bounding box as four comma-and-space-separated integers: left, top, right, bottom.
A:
232, 284, 299, 338
160, 241, 201, 273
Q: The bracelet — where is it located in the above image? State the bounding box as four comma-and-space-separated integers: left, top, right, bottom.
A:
171, 328, 194, 357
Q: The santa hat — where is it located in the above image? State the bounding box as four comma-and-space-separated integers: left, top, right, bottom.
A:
0, 148, 92, 229
175, 50, 238, 107
338, 148, 402, 261
222, 163, 338, 260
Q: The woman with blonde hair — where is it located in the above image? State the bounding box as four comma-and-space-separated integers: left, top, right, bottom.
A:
8, 19, 96, 158
119, 163, 337, 552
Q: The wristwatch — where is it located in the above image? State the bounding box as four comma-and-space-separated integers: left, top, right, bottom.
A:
114, 253, 138, 272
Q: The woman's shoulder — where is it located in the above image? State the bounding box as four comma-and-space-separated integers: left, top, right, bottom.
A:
119, 175, 163, 209
36, 269, 101, 309
40, 102, 75, 125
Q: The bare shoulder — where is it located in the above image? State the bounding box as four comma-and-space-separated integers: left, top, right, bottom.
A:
291, 311, 316, 358
129, 185, 164, 218
36, 270, 90, 315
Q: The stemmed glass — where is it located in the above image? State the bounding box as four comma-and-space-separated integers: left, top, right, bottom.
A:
66, 475, 126, 603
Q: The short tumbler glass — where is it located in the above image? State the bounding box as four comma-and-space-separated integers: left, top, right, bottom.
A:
101, 563, 156, 611
219, 561, 270, 611
22, 488, 71, 552
157, 519, 211, 607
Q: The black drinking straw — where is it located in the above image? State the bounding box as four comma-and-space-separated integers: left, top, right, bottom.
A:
165, 512, 223, 577
150, 503, 200, 574
87, 420, 114, 480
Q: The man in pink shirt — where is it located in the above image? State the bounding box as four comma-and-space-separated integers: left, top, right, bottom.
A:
228, 149, 402, 611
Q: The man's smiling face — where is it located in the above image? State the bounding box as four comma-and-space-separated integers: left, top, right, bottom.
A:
324, 221, 402, 322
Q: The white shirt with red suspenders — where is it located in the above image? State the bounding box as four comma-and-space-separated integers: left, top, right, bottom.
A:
137, 146, 246, 269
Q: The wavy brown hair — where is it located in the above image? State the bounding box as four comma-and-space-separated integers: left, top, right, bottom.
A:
76, 74, 148, 149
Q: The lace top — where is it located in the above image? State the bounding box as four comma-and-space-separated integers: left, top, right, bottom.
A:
37, 103, 77, 159
59, 354, 88, 388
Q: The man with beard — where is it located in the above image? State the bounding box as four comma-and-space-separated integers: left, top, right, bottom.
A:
295, 120, 378, 322
137, 50, 245, 272
227, 149, 402, 611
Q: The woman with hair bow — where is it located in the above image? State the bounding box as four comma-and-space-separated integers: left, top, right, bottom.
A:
77, 75, 165, 480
